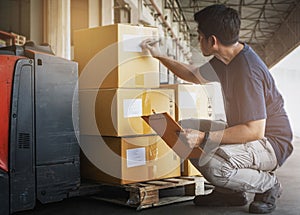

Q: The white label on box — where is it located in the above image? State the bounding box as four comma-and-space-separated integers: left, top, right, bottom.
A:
126, 147, 146, 168
179, 92, 197, 108
123, 99, 142, 118
122, 34, 144, 52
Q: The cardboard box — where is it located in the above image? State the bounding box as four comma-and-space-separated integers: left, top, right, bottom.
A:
160, 84, 212, 121
181, 159, 202, 176
203, 83, 226, 121
80, 88, 175, 136
80, 135, 181, 184
74, 24, 160, 89
161, 83, 227, 121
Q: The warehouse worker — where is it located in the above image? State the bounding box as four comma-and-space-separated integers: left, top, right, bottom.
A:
140, 4, 293, 214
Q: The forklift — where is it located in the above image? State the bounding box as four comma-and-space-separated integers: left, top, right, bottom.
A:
0, 39, 82, 214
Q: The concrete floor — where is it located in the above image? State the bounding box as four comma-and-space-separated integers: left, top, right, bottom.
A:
16, 137, 300, 215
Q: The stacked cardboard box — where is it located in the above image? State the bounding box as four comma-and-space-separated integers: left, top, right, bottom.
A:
74, 24, 160, 89
161, 83, 225, 176
161, 84, 213, 121
74, 24, 180, 184
160, 84, 207, 176
80, 135, 179, 184
79, 88, 175, 136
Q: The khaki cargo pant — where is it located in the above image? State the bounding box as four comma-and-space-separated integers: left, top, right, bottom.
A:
190, 138, 278, 193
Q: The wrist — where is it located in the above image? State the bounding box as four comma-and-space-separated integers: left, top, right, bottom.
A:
154, 54, 166, 60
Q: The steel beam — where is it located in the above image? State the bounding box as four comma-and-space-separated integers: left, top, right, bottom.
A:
263, 1, 300, 67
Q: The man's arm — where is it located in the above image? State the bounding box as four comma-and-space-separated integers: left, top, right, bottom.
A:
184, 119, 266, 148
140, 39, 208, 84
211, 118, 266, 144
156, 55, 208, 84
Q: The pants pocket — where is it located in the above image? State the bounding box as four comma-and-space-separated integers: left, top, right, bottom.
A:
246, 139, 278, 171
216, 144, 254, 169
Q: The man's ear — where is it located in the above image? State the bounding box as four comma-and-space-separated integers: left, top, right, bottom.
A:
210, 35, 217, 46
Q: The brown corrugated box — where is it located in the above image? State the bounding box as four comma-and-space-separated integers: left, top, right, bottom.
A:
181, 160, 202, 176
159, 84, 226, 176
79, 88, 175, 136
160, 84, 210, 176
160, 84, 212, 121
80, 135, 181, 184
74, 24, 160, 89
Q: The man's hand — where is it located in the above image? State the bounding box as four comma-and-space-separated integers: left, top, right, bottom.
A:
140, 38, 162, 58
179, 129, 205, 149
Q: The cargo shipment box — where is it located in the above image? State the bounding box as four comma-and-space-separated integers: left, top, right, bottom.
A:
202, 83, 226, 121
160, 84, 212, 121
74, 24, 160, 89
79, 88, 175, 136
181, 160, 202, 177
80, 135, 180, 184
160, 84, 212, 176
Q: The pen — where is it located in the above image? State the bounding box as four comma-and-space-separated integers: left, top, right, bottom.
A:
147, 39, 161, 46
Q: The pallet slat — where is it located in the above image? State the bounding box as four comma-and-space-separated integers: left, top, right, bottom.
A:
91, 176, 205, 210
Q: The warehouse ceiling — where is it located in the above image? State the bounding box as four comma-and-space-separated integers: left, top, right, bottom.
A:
176, 0, 298, 45
163, 0, 300, 66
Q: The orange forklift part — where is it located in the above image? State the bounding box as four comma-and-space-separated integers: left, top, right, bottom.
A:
0, 55, 23, 172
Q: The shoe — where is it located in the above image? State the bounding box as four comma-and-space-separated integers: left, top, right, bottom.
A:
193, 190, 248, 206
249, 182, 283, 214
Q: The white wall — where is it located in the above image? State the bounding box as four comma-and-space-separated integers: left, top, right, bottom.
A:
44, 0, 71, 59
270, 46, 300, 137
30, 0, 43, 43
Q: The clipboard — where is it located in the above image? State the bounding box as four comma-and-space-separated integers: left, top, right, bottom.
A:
141, 112, 203, 159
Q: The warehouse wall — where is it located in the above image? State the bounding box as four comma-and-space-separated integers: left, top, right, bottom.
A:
30, 0, 43, 44
44, 0, 71, 59
0, 0, 43, 44
0, 0, 30, 38
71, 0, 89, 44
271, 46, 300, 137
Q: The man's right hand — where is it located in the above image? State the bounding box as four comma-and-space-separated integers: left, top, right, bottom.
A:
178, 129, 205, 149
140, 38, 162, 58
140, 38, 204, 84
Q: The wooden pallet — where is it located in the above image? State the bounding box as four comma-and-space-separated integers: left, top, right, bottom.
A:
90, 176, 205, 210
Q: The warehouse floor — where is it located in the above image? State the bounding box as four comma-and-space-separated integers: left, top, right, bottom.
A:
17, 137, 300, 215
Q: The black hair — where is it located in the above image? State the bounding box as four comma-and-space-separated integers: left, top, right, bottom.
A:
194, 4, 240, 46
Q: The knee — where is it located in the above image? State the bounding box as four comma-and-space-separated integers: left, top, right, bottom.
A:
199, 158, 234, 187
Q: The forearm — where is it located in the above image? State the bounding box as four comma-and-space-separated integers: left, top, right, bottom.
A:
140, 38, 207, 84
209, 126, 261, 145
155, 55, 208, 84
208, 119, 266, 145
